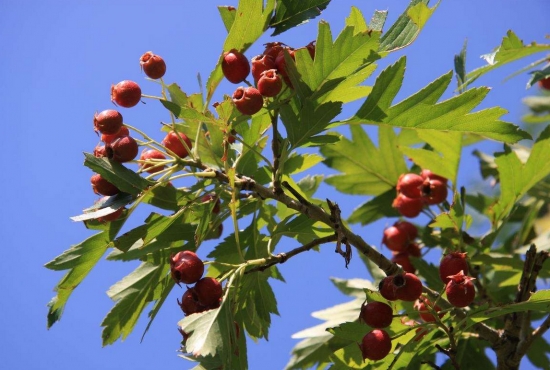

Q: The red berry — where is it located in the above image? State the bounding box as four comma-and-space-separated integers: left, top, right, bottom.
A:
139, 149, 166, 174
107, 136, 138, 163
257, 69, 283, 97
406, 242, 422, 257
232, 86, 263, 115
194, 277, 223, 307
101, 126, 129, 144
420, 169, 448, 184
170, 251, 204, 285
263, 42, 286, 60
382, 225, 409, 252
162, 131, 192, 158
392, 193, 423, 218
360, 301, 393, 328
394, 221, 418, 240
539, 77, 550, 90
178, 288, 206, 316
445, 271, 476, 308
274, 48, 295, 87
305, 40, 316, 59
94, 144, 106, 158
201, 194, 221, 214
393, 273, 423, 302
111, 80, 142, 108
224, 129, 236, 144
222, 49, 250, 84
93, 110, 123, 135
379, 276, 398, 301
397, 173, 424, 198
140, 51, 166, 79
414, 297, 443, 323
360, 329, 392, 361
91, 174, 119, 196
391, 252, 415, 273
422, 179, 448, 205
251, 54, 276, 82
96, 207, 124, 223
439, 252, 469, 284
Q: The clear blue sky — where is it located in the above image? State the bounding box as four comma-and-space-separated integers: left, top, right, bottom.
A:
1, 1, 549, 369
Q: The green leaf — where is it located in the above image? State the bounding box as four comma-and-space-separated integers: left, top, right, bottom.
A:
523, 95, 550, 114
455, 39, 468, 91
218, 5, 237, 33
527, 335, 550, 370
71, 193, 133, 222
490, 126, 550, 223
348, 189, 400, 225
160, 100, 213, 124
269, 0, 330, 36
430, 190, 469, 233
330, 277, 376, 298
369, 10, 387, 32
141, 183, 186, 211
101, 260, 172, 345
283, 153, 324, 175
379, 0, 437, 52
322, 126, 408, 196
527, 64, 550, 88
46, 220, 124, 328
462, 30, 550, 89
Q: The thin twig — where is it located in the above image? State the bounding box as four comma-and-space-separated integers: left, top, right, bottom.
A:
271, 110, 283, 195
435, 344, 460, 370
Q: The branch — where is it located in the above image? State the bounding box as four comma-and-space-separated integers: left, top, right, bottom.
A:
435, 344, 460, 370
270, 110, 283, 195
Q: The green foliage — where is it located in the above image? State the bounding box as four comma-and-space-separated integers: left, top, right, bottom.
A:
270, 0, 331, 36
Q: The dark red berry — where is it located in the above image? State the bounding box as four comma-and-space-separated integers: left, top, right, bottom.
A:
111, 80, 142, 108
539, 77, 550, 90
305, 40, 316, 59
140, 51, 167, 79
382, 225, 409, 252
201, 194, 221, 214
107, 136, 138, 163
392, 193, 423, 218
274, 48, 295, 87
360, 301, 393, 328
257, 69, 282, 97
406, 242, 422, 257
394, 221, 418, 241
251, 54, 276, 82
379, 276, 398, 301
194, 277, 223, 307
91, 174, 119, 196
445, 271, 476, 308
170, 251, 204, 285
422, 179, 448, 205
414, 297, 443, 322
162, 131, 192, 158
397, 173, 424, 198
94, 110, 123, 135
101, 126, 129, 144
393, 273, 423, 302
139, 149, 166, 174
222, 49, 250, 84
178, 288, 206, 315
232, 86, 263, 115
96, 207, 124, 223
420, 169, 448, 184
94, 145, 106, 158
391, 252, 415, 273
263, 42, 286, 60
439, 252, 469, 284
360, 329, 392, 361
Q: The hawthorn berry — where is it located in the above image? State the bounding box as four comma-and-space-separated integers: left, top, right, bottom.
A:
263, 42, 286, 60
162, 131, 192, 158
139, 149, 166, 174
139, 51, 166, 79
394, 221, 418, 241
414, 297, 443, 322
391, 252, 415, 273
406, 242, 422, 257
420, 169, 448, 184
379, 276, 398, 301
178, 288, 205, 316
392, 193, 423, 218
251, 54, 276, 82
445, 271, 476, 308
93, 109, 123, 135
170, 251, 204, 285
382, 225, 409, 252
91, 174, 119, 196
101, 126, 129, 144
305, 40, 316, 59
360, 301, 393, 328
274, 48, 295, 86
397, 173, 424, 198
232, 86, 263, 115
360, 329, 392, 361
94, 144, 106, 158
194, 277, 223, 307
257, 69, 282, 97
222, 49, 250, 84
539, 77, 550, 90
439, 252, 469, 283
201, 194, 221, 214
107, 136, 139, 163
111, 80, 142, 108
393, 273, 423, 302
422, 179, 448, 205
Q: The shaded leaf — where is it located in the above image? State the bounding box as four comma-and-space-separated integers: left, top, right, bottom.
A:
348, 189, 400, 225
270, 0, 330, 36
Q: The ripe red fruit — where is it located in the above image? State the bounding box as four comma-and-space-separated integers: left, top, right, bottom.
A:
305, 40, 316, 59
422, 179, 448, 205
379, 276, 398, 301
393, 273, 423, 302
94, 144, 106, 158
93, 110, 123, 135
232, 86, 263, 115
170, 251, 204, 284
251, 54, 276, 81
107, 135, 139, 163
140, 51, 166, 79
257, 69, 283, 97
420, 169, 448, 184
139, 149, 166, 174
91, 174, 119, 196
445, 271, 476, 308
194, 277, 223, 307
397, 173, 424, 198
406, 242, 422, 257
391, 252, 415, 273
162, 131, 192, 158
360, 329, 392, 361
201, 194, 221, 214
96, 207, 124, 223
263, 42, 286, 60
414, 297, 443, 323
111, 80, 142, 108
382, 225, 409, 252
274, 48, 296, 86
394, 221, 418, 241
222, 49, 250, 84
539, 77, 550, 90
392, 193, 423, 218
360, 301, 393, 328
178, 288, 206, 316
439, 252, 469, 283
101, 126, 129, 144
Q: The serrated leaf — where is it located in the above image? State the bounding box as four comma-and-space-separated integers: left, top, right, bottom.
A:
269, 0, 330, 36
283, 153, 324, 175
237, 273, 278, 340
527, 65, 550, 88
71, 193, 134, 222
348, 189, 400, 225
322, 126, 408, 196
218, 5, 237, 33
490, 126, 550, 223
462, 30, 550, 89
455, 39, 468, 91
430, 191, 467, 232
179, 307, 226, 358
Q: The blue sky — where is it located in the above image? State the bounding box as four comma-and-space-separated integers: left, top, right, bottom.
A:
1, 1, 549, 369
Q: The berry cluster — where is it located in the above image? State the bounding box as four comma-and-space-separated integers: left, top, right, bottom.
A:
382, 220, 420, 273
171, 251, 223, 315
392, 169, 448, 218
221, 41, 315, 116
